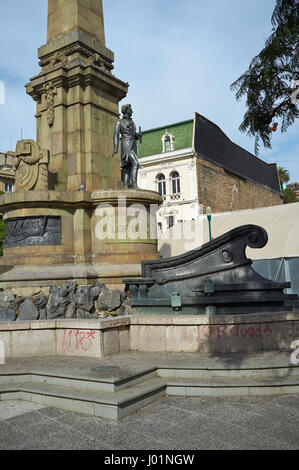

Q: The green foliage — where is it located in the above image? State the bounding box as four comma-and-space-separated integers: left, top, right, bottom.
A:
277, 166, 290, 190
231, 0, 299, 155
282, 186, 298, 203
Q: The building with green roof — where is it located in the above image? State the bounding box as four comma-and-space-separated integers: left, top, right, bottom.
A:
137, 113, 282, 234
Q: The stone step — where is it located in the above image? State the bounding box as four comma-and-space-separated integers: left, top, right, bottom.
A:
1, 351, 298, 419
0, 367, 157, 393
1, 373, 299, 419
1, 363, 296, 396
158, 365, 299, 379
165, 375, 299, 397
0, 377, 166, 420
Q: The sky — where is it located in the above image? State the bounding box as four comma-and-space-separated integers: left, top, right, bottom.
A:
0, 0, 298, 182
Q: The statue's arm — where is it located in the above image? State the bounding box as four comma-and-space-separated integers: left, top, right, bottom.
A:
113, 120, 121, 156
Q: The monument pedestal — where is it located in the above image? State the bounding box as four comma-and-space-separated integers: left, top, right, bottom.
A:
0, 189, 162, 291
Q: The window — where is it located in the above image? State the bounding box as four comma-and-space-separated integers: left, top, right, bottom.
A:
5, 182, 13, 193
164, 136, 171, 152
167, 215, 174, 229
171, 171, 181, 194
161, 130, 175, 153
157, 174, 166, 196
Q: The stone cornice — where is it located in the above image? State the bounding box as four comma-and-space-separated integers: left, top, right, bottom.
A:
139, 148, 195, 166
26, 63, 128, 102
38, 30, 114, 62
0, 190, 163, 214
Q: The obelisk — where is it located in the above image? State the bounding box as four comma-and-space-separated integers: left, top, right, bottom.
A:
26, 0, 128, 192
0, 0, 162, 293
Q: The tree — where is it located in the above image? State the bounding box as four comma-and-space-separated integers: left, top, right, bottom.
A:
231, 0, 299, 155
282, 186, 298, 203
277, 166, 290, 191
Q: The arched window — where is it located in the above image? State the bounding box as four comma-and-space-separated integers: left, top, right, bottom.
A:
171, 171, 181, 194
161, 130, 175, 153
164, 135, 171, 152
157, 174, 166, 196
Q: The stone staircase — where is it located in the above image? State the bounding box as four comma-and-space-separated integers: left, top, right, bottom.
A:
0, 352, 298, 420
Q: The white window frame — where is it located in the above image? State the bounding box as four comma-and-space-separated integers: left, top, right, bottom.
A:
171, 171, 181, 195
156, 173, 166, 197
5, 182, 13, 193
161, 130, 175, 153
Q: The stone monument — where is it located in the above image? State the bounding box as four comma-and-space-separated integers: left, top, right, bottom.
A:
0, 0, 162, 293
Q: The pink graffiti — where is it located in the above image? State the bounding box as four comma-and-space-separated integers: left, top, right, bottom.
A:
61, 329, 96, 353
200, 323, 272, 340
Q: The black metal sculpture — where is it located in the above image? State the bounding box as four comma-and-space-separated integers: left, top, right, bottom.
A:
113, 104, 142, 189
124, 225, 297, 315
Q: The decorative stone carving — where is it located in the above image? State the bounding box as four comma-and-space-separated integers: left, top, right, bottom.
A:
3, 216, 61, 248
38, 44, 114, 75
12, 140, 49, 191
44, 82, 57, 127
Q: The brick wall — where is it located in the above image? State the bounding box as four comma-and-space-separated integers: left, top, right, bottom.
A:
197, 157, 283, 212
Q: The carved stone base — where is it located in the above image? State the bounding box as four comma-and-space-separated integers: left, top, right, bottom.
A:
0, 189, 162, 288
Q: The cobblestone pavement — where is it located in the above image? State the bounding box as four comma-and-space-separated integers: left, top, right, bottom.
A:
0, 395, 298, 450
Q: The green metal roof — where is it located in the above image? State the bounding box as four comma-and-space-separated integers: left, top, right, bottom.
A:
138, 118, 194, 158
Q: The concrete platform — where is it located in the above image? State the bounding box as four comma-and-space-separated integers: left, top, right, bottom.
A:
0, 350, 298, 420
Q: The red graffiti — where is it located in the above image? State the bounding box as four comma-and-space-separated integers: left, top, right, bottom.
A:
200, 323, 272, 341
61, 329, 96, 353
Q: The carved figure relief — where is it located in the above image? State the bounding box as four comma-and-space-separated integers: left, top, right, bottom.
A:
44, 82, 57, 127
11, 140, 49, 191
3, 216, 61, 248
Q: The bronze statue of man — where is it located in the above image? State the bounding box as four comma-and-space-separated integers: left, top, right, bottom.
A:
112, 104, 142, 189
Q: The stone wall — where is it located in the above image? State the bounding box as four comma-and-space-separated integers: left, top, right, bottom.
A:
130, 313, 299, 354
0, 312, 298, 358
197, 158, 283, 213
0, 318, 130, 358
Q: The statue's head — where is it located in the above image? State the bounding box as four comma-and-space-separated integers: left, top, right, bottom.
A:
121, 104, 133, 117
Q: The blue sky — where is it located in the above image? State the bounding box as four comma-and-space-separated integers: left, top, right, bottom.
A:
0, 0, 298, 181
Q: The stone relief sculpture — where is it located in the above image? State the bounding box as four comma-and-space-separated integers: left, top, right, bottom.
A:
44, 82, 57, 127
3, 216, 61, 248
9, 140, 49, 191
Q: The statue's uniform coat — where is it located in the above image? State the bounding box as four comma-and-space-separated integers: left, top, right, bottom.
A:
113, 117, 138, 169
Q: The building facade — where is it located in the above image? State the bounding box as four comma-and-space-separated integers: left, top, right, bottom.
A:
0, 153, 14, 193
288, 182, 299, 197
137, 113, 282, 233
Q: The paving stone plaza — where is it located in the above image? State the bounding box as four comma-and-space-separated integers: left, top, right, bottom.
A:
1, 394, 299, 450
0, 351, 299, 450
